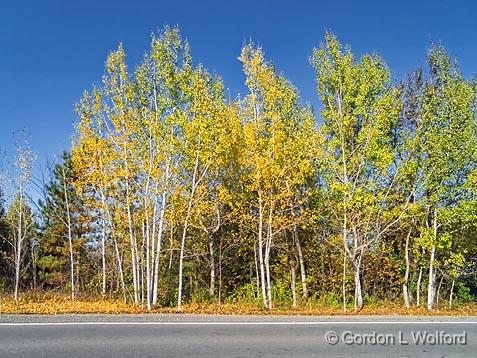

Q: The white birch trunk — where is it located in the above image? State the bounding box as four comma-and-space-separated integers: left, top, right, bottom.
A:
152, 189, 166, 306
101, 219, 106, 297
294, 226, 307, 299
416, 267, 422, 307
449, 278, 455, 308
61, 166, 75, 300
177, 153, 203, 310
353, 256, 363, 311
291, 266, 296, 308
125, 177, 138, 304
209, 240, 215, 296
427, 209, 437, 311
403, 227, 412, 308
265, 206, 273, 309
342, 250, 347, 312
14, 193, 22, 302
257, 193, 268, 308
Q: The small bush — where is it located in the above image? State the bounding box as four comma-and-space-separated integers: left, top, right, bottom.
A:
226, 283, 259, 304
272, 279, 293, 307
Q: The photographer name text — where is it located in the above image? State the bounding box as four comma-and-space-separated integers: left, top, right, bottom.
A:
325, 330, 467, 346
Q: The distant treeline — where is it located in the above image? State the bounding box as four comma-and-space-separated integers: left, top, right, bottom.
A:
1, 27, 477, 311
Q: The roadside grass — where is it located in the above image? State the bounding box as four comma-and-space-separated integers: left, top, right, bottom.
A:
1, 292, 477, 315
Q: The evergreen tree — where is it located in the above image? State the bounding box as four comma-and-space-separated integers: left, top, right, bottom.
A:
38, 151, 86, 295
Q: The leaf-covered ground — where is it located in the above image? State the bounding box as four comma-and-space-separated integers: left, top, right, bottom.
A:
1, 294, 477, 315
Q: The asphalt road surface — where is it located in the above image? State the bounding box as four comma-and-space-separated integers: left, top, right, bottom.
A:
0, 314, 476, 357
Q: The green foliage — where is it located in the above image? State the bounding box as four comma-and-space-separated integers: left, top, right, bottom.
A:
455, 281, 473, 303
321, 292, 342, 308
226, 283, 260, 304
38, 152, 87, 289
271, 279, 293, 307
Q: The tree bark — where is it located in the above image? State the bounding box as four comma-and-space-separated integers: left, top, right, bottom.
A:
291, 265, 296, 308
264, 204, 274, 309
101, 218, 106, 297
100, 188, 126, 303
121, 145, 139, 305
342, 250, 347, 312
253, 242, 260, 299
125, 171, 138, 304
257, 193, 268, 308
427, 208, 437, 311
403, 227, 412, 308
144, 198, 151, 310
113, 237, 126, 303
353, 254, 363, 311
449, 278, 455, 308
177, 153, 202, 310
177, 194, 192, 310
152, 189, 166, 306
218, 238, 223, 304
209, 240, 215, 297
61, 165, 75, 300
293, 224, 307, 298
31, 241, 37, 290
14, 192, 23, 302
416, 267, 423, 307
436, 275, 444, 306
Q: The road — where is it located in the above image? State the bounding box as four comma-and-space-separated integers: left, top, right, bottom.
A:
0, 314, 476, 357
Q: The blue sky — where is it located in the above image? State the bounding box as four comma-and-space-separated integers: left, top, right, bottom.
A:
0, 0, 476, 177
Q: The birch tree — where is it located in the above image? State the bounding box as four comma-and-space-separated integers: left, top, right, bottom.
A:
239, 43, 317, 309
176, 64, 232, 309
414, 46, 477, 311
311, 33, 402, 310
0, 143, 36, 300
